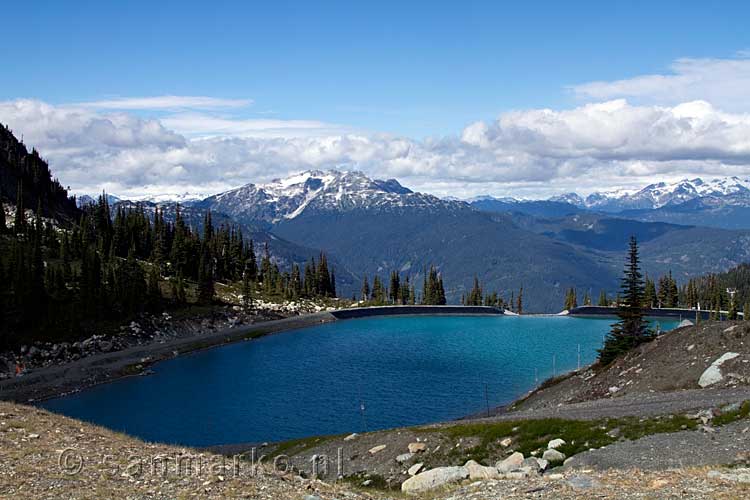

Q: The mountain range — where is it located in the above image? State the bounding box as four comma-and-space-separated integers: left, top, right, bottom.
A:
84, 170, 750, 312
470, 176, 750, 230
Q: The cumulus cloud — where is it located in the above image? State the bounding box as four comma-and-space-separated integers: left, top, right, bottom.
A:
1, 97, 750, 199
571, 54, 750, 111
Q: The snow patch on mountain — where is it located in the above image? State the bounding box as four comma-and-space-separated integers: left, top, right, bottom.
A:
201, 170, 467, 223
550, 176, 750, 212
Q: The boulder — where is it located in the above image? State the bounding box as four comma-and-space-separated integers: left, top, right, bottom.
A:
522, 457, 547, 473
464, 460, 501, 480
368, 445, 386, 455
396, 453, 414, 463
401, 466, 468, 493
542, 449, 566, 462
699, 352, 740, 387
547, 438, 566, 449
408, 463, 424, 476
496, 452, 524, 473
407, 442, 427, 453
499, 437, 513, 447
343, 433, 358, 441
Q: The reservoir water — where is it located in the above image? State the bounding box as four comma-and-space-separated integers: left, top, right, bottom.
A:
41, 315, 678, 446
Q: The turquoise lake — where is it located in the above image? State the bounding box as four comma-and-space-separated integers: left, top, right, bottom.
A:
41, 315, 678, 446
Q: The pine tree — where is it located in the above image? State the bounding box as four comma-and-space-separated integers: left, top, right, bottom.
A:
197, 245, 214, 304
389, 271, 400, 304
598, 290, 608, 306
599, 236, 652, 365
13, 179, 25, 234
147, 265, 161, 310
644, 276, 656, 308
516, 287, 523, 315
361, 276, 370, 302
242, 262, 254, 310
0, 199, 6, 234
467, 276, 483, 306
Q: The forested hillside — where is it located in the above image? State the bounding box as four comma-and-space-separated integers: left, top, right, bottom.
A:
0, 125, 79, 223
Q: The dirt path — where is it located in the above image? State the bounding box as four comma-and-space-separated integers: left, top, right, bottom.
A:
564, 419, 750, 471
454, 387, 750, 425
0, 312, 335, 403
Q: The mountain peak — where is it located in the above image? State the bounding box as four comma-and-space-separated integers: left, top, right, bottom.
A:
549, 176, 750, 212
201, 169, 463, 223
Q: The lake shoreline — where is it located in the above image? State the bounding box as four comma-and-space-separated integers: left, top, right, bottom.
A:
0, 305, 507, 404
0, 311, 337, 403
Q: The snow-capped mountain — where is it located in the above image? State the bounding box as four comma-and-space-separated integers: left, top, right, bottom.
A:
551, 176, 750, 212
198, 170, 467, 224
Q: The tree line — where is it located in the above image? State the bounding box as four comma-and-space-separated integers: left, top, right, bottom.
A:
564, 266, 749, 320
0, 191, 338, 350
359, 265, 447, 306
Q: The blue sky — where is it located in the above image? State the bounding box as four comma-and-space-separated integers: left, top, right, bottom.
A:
1, 1, 750, 198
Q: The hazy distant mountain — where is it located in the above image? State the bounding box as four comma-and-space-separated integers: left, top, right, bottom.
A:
558, 176, 750, 212
471, 176, 750, 229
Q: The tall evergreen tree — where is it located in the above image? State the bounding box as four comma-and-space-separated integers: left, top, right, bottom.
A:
598, 290, 608, 306
599, 236, 652, 365
361, 276, 370, 302
516, 287, 523, 315
13, 179, 25, 234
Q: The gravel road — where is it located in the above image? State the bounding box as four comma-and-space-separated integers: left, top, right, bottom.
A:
564, 419, 750, 470
447, 387, 750, 426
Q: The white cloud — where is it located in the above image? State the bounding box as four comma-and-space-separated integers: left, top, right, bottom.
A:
1, 97, 750, 199
77, 95, 253, 110
571, 55, 750, 111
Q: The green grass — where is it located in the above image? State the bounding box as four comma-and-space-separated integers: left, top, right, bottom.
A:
434, 414, 699, 465
267, 433, 341, 458
714, 401, 750, 426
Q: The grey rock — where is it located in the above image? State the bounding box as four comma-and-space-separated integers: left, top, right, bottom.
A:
542, 449, 566, 462
496, 452, 524, 473
547, 438, 566, 449
401, 466, 468, 493
464, 459, 501, 479
396, 452, 414, 463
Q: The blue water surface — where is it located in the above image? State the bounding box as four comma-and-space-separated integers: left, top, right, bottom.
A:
41, 315, 677, 446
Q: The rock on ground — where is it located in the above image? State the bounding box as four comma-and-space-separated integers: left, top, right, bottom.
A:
401, 466, 469, 493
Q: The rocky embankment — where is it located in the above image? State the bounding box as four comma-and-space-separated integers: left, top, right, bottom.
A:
513, 321, 750, 411
2, 400, 750, 499
0, 307, 278, 380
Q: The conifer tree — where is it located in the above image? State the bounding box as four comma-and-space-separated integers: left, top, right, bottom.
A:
13, 179, 25, 234
197, 245, 214, 304
598, 290, 608, 306
0, 199, 6, 234
467, 276, 483, 306
389, 271, 400, 304
516, 287, 523, 315
644, 276, 656, 308
242, 262, 254, 310
599, 236, 652, 365
361, 276, 370, 302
